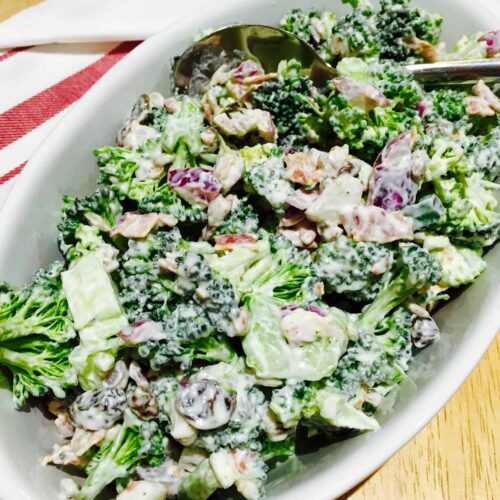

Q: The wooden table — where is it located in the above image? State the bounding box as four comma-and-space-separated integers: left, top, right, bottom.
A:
1, 2, 499, 499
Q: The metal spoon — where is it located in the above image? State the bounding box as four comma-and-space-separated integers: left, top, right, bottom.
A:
173, 24, 500, 94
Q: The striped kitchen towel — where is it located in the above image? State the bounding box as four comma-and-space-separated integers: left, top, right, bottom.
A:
0, 41, 140, 205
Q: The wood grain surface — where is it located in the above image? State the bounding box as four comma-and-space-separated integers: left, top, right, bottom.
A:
0, 0, 42, 22
1, 2, 499, 500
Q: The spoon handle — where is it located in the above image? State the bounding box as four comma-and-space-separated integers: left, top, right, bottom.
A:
405, 59, 500, 83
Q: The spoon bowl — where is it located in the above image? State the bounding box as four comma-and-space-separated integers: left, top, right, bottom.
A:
173, 24, 500, 93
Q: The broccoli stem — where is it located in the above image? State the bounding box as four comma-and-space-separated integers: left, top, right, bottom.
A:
357, 274, 416, 332
178, 458, 221, 500
78, 423, 141, 500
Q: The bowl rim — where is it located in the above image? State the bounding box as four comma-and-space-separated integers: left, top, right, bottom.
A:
0, 1, 499, 499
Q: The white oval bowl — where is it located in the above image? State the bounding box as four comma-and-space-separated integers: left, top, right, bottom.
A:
0, 1, 499, 499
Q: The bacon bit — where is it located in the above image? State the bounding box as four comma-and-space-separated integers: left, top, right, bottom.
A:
164, 97, 181, 114
333, 77, 390, 111
42, 428, 105, 466
119, 320, 166, 345
214, 151, 244, 193
465, 96, 496, 117
213, 109, 277, 142
472, 80, 500, 112
285, 189, 319, 211
284, 152, 319, 186
315, 145, 350, 180
339, 205, 414, 243
48, 401, 75, 439
402, 36, 437, 62
242, 72, 278, 85
158, 252, 179, 274
111, 212, 159, 239
214, 233, 258, 251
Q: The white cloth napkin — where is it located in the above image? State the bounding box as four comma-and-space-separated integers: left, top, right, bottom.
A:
0, 0, 211, 49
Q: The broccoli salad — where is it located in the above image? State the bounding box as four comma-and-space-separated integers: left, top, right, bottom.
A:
1, 1, 499, 499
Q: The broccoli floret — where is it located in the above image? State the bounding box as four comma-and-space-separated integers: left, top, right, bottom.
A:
432, 173, 500, 249
314, 239, 394, 303
376, 0, 442, 62
327, 93, 416, 161
357, 243, 441, 332
57, 188, 122, 262
462, 126, 500, 181
269, 379, 379, 431
138, 303, 235, 370
174, 251, 242, 337
280, 9, 337, 62
0, 336, 75, 409
78, 411, 164, 500
243, 145, 294, 214
429, 88, 467, 123
0, 261, 75, 343
369, 61, 423, 109
330, 2, 379, 60
212, 198, 259, 238
0, 262, 76, 408
330, 307, 413, 399
118, 229, 182, 322
95, 145, 206, 224
251, 60, 328, 148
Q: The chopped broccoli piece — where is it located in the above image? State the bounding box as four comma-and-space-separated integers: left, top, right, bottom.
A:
280, 9, 337, 62
57, 188, 122, 262
118, 229, 182, 322
357, 243, 441, 332
331, 2, 379, 60
426, 88, 467, 124
212, 197, 259, 238
95, 145, 206, 223
251, 60, 328, 148
462, 126, 500, 181
78, 411, 163, 500
0, 262, 76, 408
314, 239, 394, 303
376, 0, 442, 62
432, 173, 500, 249
327, 92, 416, 161
138, 302, 235, 370
243, 145, 294, 214
270, 379, 379, 431
0, 261, 75, 343
331, 307, 413, 398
